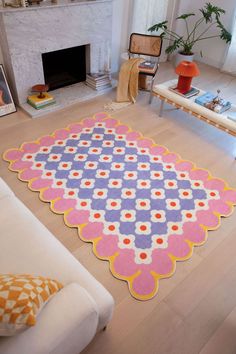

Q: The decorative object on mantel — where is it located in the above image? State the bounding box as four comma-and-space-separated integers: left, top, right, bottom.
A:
3, 112, 236, 300
28, 0, 42, 5
31, 84, 49, 99
2, 1, 19, 7
1, 0, 28, 8
0, 64, 16, 118
27, 84, 55, 110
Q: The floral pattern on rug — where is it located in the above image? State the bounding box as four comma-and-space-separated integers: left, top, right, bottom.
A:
3, 112, 236, 300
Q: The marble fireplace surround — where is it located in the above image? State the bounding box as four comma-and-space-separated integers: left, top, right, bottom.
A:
0, 0, 113, 111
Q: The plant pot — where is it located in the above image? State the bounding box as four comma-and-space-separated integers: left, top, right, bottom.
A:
175, 52, 194, 67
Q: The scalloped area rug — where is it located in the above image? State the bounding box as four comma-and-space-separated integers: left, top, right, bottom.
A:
3, 112, 236, 300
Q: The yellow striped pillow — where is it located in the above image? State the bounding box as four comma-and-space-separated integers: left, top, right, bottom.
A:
0, 274, 63, 336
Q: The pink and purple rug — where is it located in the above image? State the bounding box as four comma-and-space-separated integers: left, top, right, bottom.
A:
3, 112, 236, 300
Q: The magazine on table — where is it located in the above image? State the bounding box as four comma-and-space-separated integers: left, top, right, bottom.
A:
195, 91, 231, 114
168, 85, 200, 98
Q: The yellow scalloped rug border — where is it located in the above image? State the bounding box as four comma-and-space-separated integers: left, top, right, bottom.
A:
3, 112, 236, 301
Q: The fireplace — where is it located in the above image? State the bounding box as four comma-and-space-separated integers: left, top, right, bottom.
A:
0, 0, 113, 112
42, 45, 89, 91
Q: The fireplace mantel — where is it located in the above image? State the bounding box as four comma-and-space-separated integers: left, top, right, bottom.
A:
0, 0, 113, 105
0, 0, 110, 13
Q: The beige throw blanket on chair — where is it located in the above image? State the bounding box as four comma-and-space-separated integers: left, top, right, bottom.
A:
105, 58, 144, 111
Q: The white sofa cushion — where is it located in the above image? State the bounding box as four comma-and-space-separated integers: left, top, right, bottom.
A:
0, 177, 114, 354
0, 191, 114, 331
0, 179, 14, 200
0, 283, 99, 354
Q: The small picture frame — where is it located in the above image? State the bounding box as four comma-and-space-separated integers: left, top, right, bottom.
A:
0, 64, 16, 117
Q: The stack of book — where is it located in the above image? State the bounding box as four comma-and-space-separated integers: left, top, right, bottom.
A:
195, 92, 231, 114
139, 60, 157, 72
86, 73, 112, 91
27, 93, 56, 110
169, 85, 200, 98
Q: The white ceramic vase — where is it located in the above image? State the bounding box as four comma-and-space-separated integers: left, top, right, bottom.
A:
175, 52, 194, 67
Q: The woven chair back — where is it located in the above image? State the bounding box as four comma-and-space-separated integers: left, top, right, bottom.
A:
129, 33, 162, 58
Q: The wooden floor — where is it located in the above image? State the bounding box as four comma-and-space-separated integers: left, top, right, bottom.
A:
1, 62, 236, 354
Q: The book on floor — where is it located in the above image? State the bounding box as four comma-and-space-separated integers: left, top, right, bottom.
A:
27, 97, 56, 110
27, 92, 56, 110
86, 78, 111, 86
86, 82, 112, 91
86, 72, 112, 91
86, 73, 109, 81
27, 92, 54, 105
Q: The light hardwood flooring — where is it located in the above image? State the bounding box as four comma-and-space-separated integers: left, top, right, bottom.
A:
1, 62, 236, 354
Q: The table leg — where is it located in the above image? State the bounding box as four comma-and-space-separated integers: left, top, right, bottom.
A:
159, 100, 164, 117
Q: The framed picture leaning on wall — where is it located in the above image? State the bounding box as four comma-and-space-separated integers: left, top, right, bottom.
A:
0, 64, 16, 117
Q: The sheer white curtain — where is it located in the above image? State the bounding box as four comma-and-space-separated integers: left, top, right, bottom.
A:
222, 12, 236, 74
131, 0, 169, 35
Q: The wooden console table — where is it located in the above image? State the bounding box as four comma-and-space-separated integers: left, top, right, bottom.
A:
152, 80, 236, 138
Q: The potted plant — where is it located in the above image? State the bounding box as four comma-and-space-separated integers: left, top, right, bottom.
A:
148, 2, 231, 66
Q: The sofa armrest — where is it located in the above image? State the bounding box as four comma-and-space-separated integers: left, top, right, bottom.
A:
0, 178, 14, 200
0, 283, 99, 354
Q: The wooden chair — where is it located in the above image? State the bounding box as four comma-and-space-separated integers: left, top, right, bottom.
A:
128, 33, 163, 103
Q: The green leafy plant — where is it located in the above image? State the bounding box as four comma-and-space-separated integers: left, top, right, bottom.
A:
148, 2, 231, 56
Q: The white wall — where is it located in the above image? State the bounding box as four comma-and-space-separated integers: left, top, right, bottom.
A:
173, 0, 235, 68
1, 0, 174, 74
3, 1, 233, 74
111, 0, 175, 70
111, 0, 132, 73
0, 0, 132, 73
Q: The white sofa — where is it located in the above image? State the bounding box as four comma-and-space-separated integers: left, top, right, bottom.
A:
0, 178, 114, 354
